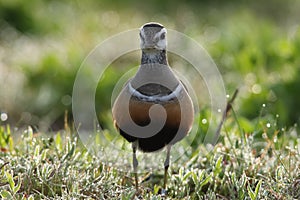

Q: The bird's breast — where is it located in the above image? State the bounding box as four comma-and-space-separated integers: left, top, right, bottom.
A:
113, 83, 194, 135
128, 98, 182, 127
112, 82, 194, 152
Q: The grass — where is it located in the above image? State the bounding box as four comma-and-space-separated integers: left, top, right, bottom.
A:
0, 109, 299, 199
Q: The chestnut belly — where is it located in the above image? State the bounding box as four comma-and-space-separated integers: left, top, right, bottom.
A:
117, 98, 192, 152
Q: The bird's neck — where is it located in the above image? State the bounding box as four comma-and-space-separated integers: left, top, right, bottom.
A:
132, 49, 178, 90
141, 50, 167, 65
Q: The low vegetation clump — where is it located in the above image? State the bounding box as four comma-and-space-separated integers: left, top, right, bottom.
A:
0, 112, 299, 199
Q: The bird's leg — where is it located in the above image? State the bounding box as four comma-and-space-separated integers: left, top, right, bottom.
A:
163, 145, 171, 191
132, 141, 139, 191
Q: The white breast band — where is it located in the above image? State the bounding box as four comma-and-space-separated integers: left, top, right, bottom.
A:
128, 82, 182, 102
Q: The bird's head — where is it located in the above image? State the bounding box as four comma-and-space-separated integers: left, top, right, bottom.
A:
140, 22, 167, 51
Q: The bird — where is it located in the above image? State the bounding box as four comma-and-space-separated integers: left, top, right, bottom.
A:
112, 22, 194, 194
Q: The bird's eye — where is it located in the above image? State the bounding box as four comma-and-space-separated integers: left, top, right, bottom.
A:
139, 32, 144, 39
160, 32, 166, 40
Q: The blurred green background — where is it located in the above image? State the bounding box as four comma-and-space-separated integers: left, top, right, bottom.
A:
1, 0, 300, 132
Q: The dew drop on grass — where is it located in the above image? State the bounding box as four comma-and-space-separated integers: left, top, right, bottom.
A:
251, 84, 262, 94
266, 123, 271, 128
274, 136, 278, 143
262, 104, 266, 108
262, 133, 268, 139
202, 118, 207, 124
0, 112, 8, 121
61, 95, 72, 106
